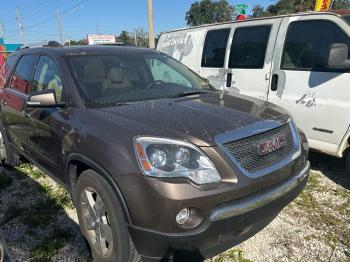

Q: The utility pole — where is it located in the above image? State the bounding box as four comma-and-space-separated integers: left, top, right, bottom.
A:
56, 10, 64, 45
96, 22, 100, 34
147, 0, 155, 49
134, 31, 138, 46
16, 7, 25, 45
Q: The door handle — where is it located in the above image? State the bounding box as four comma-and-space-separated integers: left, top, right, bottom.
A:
226, 73, 232, 88
271, 74, 279, 91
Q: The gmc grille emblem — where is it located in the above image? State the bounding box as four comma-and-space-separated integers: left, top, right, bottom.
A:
258, 135, 287, 156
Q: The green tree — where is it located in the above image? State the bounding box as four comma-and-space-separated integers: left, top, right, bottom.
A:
252, 5, 269, 17
185, 0, 234, 26
65, 39, 88, 46
333, 0, 350, 10
252, 0, 350, 18
119, 30, 130, 43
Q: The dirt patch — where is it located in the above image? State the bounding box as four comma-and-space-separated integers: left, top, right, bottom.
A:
1, 153, 349, 262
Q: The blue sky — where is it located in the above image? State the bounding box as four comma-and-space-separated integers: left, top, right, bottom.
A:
0, 0, 274, 44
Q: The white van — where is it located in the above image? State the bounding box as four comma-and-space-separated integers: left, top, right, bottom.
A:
157, 11, 350, 171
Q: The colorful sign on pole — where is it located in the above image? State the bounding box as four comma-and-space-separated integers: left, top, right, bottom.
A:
314, 0, 333, 11
234, 4, 248, 15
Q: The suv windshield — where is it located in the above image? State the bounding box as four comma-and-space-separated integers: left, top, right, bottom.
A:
67, 52, 213, 108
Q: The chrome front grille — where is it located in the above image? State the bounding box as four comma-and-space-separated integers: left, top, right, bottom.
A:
223, 124, 295, 173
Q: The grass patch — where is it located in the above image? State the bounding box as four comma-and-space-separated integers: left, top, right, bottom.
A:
1, 204, 25, 225
0, 170, 12, 191
16, 164, 45, 179
39, 182, 74, 209
21, 199, 62, 228
293, 171, 350, 251
214, 249, 252, 262
16, 163, 74, 209
30, 227, 73, 262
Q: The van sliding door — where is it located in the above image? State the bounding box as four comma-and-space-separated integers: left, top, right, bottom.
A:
225, 18, 282, 100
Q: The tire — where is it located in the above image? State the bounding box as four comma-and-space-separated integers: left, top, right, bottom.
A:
75, 169, 140, 262
345, 150, 350, 176
0, 125, 21, 167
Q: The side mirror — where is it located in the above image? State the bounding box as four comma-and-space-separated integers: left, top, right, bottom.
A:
327, 43, 350, 69
27, 89, 66, 108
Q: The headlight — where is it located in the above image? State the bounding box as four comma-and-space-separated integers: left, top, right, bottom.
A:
134, 137, 221, 185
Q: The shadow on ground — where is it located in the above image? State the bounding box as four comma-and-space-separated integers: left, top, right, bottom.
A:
309, 152, 350, 190
0, 165, 91, 262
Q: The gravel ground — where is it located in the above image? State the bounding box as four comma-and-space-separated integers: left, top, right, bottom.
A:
0, 152, 349, 262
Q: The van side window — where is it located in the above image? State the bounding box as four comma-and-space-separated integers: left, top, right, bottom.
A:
201, 29, 230, 68
10, 55, 38, 93
282, 20, 350, 71
33, 56, 63, 101
228, 25, 272, 69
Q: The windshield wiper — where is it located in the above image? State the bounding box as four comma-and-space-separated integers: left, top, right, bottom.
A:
174, 91, 209, 98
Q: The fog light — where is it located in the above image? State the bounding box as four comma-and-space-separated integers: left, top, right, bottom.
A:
176, 208, 190, 225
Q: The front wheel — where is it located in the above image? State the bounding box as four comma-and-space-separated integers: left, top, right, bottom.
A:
75, 169, 139, 262
345, 150, 350, 176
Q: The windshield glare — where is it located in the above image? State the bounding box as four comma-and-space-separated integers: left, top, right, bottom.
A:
67, 53, 213, 108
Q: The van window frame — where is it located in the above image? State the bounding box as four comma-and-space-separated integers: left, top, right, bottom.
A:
280, 19, 350, 73
201, 28, 231, 69
228, 24, 272, 69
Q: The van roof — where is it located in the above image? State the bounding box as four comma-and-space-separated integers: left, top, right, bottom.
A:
160, 10, 349, 35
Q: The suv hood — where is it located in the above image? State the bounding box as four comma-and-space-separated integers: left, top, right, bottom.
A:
91, 92, 288, 147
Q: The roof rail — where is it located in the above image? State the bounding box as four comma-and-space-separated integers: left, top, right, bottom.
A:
17, 40, 63, 50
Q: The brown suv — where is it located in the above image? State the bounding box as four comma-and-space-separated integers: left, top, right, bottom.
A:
0, 45, 309, 262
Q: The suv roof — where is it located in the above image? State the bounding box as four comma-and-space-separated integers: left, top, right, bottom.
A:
14, 45, 157, 57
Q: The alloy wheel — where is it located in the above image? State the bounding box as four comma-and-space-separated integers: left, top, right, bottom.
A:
81, 187, 113, 256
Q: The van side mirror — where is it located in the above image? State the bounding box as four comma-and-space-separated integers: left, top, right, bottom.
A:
27, 89, 66, 108
327, 43, 350, 69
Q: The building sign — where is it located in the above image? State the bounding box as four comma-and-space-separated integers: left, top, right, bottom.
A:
0, 38, 21, 66
87, 34, 116, 45
315, 0, 333, 11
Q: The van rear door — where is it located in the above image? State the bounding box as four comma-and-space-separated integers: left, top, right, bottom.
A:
225, 18, 282, 100
268, 15, 350, 156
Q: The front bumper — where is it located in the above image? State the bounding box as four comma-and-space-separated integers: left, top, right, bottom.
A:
128, 161, 310, 261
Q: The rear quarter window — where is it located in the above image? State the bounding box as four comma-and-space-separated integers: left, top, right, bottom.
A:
0, 55, 17, 88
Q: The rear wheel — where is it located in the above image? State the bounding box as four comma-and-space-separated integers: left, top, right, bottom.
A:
76, 169, 139, 262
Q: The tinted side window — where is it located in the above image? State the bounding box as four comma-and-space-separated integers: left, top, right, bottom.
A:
228, 25, 272, 69
282, 20, 350, 71
10, 55, 38, 93
344, 15, 350, 25
0, 55, 17, 88
33, 56, 63, 101
201, 29, 230, 68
